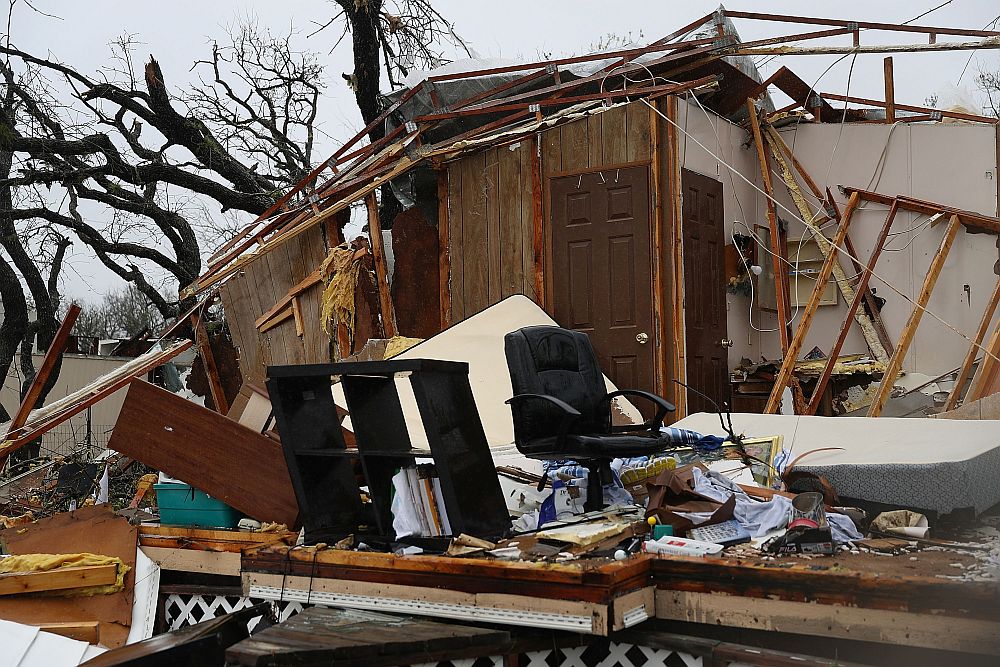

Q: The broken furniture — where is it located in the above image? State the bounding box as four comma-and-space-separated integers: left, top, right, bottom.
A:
108, 380, 299, 528
504, 326, 675, 510
267, 359, 511, 543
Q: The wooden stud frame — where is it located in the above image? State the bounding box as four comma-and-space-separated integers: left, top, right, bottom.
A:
868, 214, 962, 417
746, 99, 791, 354
764, 193, 860, 413
806, 202, 900, 415
665, 95, 687, 418
365, 193, 398, 339
943, 273, 1000, 411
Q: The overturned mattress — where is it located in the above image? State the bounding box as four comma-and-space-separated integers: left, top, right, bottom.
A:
672, 412, 1000, 515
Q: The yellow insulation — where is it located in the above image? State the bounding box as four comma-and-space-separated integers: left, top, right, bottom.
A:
320, 243, 364, 343
0, 552, 129, 596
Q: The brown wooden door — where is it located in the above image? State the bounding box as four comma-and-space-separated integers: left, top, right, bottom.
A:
682, 169, 731, 413
550, 166, 654, 395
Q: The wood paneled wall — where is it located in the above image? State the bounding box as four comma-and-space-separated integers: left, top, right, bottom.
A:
220, 224, 330, 386
444, 101, 655, 324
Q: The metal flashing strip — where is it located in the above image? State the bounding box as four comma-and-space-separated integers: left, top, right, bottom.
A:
248, 585, 595, 632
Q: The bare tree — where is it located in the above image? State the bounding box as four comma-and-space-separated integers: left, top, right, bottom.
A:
314, 0, 470, 142
69, 283, 162, 340
976, 68, 1000, 117
0, 24, 326, 318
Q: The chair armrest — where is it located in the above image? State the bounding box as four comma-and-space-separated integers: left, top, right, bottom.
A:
605, 389, 675, 432
505, 394, 581, 451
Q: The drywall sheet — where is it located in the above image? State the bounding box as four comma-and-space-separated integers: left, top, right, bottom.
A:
0, 619, 106, 666
336, 295, 641, 466
673, 412, 1000, 514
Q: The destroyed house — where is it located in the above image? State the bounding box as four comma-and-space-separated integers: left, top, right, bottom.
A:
8, 9, 1000, 667
190, 13, 1000, 422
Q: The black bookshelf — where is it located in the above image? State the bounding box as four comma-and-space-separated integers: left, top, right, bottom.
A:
267, 359, 511, 544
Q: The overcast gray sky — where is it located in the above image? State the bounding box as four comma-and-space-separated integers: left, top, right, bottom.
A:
14, 0, 1000, 302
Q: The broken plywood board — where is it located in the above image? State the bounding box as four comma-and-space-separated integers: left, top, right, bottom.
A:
0, 505, 138, 649
108, 380, 299, 527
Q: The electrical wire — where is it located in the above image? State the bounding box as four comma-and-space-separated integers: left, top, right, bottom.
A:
640, 97, 1000, 368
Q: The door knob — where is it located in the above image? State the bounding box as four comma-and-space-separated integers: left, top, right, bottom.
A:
719, 338, 733, 348
636, 332, 649, 344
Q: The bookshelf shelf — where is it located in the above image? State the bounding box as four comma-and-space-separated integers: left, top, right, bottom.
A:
267, 359, 511, 544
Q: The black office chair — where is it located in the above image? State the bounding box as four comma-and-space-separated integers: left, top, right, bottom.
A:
504, 325, 676, 511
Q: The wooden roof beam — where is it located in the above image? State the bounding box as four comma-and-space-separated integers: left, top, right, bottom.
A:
842, 186, 1000, 235
821, 92, 999, 125
723, 10, 1000, 38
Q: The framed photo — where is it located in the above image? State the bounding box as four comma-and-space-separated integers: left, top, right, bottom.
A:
723, 435, 783, 487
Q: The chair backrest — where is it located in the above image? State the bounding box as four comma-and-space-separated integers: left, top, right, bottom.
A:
504, 326, 609, 443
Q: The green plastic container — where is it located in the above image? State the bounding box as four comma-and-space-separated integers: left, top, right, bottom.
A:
153, 482, 242, 529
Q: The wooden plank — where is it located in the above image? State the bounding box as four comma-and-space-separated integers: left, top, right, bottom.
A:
226, 605, 512, 666
498, 142, 523, 298
560, 116, 590, 173
722, 9, 1000, 38
0, 564, 118, 596
33, 621, 100, 644
485, 148, 502, 304
108, 380, 299, 526
252, 270, 322, 329
655, 589, 1000, 656
437, 169, 451, 328
192, 309, 229, 414
366, 193, 397, 338
447, 160, 465, 322
529, 136, 545, 307
868, 214, 962, 417
666, 96, 687, 418
626, 101, 652, 163
460, 152, 489, 315
883, 56, 896, 123
600, 105, 625, 165
845, 186, 1000, 237
245, 255, 284, 368
966, 321, 1000, 402
243, 571, 611, 635
807, 203, 900, 414
256, 306, 293, 334
649, 102, 670, 402
518, 140, 537, 301
0, 340, 193, 453
823, 92, 1000, 125
738, 39, 1000, 57
765, 193, 859, 413
588, 113, 603, 168
262, 246, 296, 365
747, 100, 791, 354
221, 276, 264, 386
141, 547, 242, 577
2, 304, 80, 467
943, 273, 1000, 410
